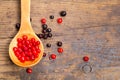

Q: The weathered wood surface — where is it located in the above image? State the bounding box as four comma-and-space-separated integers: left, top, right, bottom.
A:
0, 0, 120, 80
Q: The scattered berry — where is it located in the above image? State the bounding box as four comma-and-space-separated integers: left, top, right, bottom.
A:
57, 18, 63, 24
49, 15, 54, 19
47, 33, 52, 38
43, 34, 48, 39
15, 23, 20, 30
57, 48, 63, 53
43, 53, 46, 57
57, 41, 62, 47
46, 43, 51, 48
60, 11, 67, 17
30, 18, 32, 22
26, 68, 32, 74
37, 34, 43, 38
42, 29, 47, 33
83, 56, 89, 62
46, 28, 52, 32
41, 18, 46, 24
42, 24, 48, 30
50, 54, 56, 59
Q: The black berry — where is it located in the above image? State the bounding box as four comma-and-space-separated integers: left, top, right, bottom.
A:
46, 28, 52, 32
36, 33, 39, 36
43, 34, 48, 39
48, 33, 52, 38
46, 43, 51, 48
15, 23, 20, 30
38, 34, 43, 38
42, 24, 48, 30
30, 18, 32, 22
60, 11, 67, 17
50, 15, 54, 19
42, 29, 47, 33
57, 41, 62, 47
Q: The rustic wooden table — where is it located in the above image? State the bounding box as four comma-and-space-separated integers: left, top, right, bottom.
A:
0, 0, 120, 80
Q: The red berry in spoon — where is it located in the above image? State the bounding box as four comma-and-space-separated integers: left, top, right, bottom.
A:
13, 35, 41, 63
22, 35, 28, 40
17, 38, 22, 43
20, 56, 25, 63
13, 47, 18, 52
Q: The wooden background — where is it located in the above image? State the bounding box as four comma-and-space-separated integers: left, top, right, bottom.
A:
0, 0, 120, 80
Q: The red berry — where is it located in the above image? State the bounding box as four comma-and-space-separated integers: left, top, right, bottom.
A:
43, 53, 46, 57
21, 52, 25, 57
17, 43, 22, 48
17, 48, 23, 53
28, 49, 32, 52
30, 55, 35, 61
83, 56, 89, 62
35, 41, 40, 45
26, 40, 30, 45
35, 46, 39, 50
28, 44, 32, 48
13, 47, 18, 52
17, 38, 22, 43
34, 53, 39, 58
17, 55, 22, 60
32, 42, 36, 46
57, 48, 63, 53
23, 46, 28, 51
32, 50, 37, 54
57, 18, 62, 24
21, 40, 25, 44
25, 57, 30, 61
36, 49, 40, 53
31, 38, 35, 43
22, 35, 28, 40
20, 56, 25, 63
50, 54, 56, 59
41, 18, 46, 24
31, 47, 35, 51
27, 52, 32, 57
14, 51, 20, 57
26, 68, 32, 74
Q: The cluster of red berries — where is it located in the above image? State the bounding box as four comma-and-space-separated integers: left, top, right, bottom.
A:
13, 35, 41, 63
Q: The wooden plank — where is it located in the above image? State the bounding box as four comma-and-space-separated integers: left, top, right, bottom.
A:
0, 0, 120, 80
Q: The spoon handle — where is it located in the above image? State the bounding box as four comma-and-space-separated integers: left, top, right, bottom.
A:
20, 0, 33, 32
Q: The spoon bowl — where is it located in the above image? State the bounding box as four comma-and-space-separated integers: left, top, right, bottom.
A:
9, 0, 44, 67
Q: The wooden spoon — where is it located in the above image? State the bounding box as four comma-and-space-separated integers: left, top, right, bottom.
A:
9, 0, 44, 67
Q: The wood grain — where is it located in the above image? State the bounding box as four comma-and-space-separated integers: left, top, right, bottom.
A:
0, 0, 120, 80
